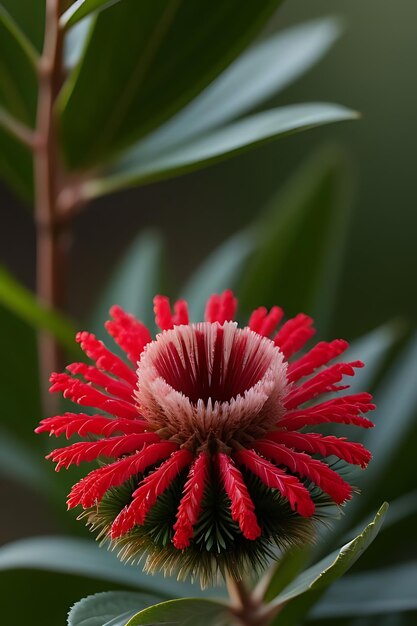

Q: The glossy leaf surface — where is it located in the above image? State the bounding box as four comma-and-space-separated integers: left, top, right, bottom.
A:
59, 0, 285, 168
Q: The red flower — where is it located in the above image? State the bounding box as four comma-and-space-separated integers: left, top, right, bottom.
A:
36, 291, 374, 581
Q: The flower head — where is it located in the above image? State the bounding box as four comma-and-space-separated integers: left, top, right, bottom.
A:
36, 291, 374, 584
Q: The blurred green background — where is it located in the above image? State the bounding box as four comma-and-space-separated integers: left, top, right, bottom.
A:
1, 1, 417, 624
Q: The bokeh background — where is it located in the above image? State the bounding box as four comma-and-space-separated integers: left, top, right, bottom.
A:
0, 0, 416, 566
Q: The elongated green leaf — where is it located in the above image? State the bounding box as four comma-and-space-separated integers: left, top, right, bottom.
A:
269, 504, 388, 625
0, 266, 77, 352
181, 231, 254, 322
342, 322, 402, 394
0, 0, 45, 51
0, 536, 220, 599
85, 105, 356, 198
360, 332, 417, 496
61, 0, 122, 28
238, 146, 350, 331
0, 7, 38, 125
127, 598, 230, 626
311, 562, 417, 618
68, 591, 162, 626
0, 537, 171, 626
59, 0, 285, 168
91, 230, 165, 337
123, 18, 342, 159
263, 546, 311, 604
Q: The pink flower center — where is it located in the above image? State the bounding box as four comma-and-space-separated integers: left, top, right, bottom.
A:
136, 322, 288, 452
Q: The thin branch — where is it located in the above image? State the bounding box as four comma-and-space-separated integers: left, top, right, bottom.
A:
34, 0, 67, 413
226, 574, 274, 626
0, 107, 37, 148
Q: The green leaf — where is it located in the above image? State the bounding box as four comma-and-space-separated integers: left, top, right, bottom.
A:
126, 598, 231, 626
90, 230, 165, 337
238, 146, 351, 331
181, 231, 254, 322
68, 591, 162, 626
0, 537, 172, 626
311, 562, 417, 618
0, 536, 218, 599
360, 332, 417, 496
342, 321, 402, 394
0, 6, 38, 126
0, 0, 45, 52
269, 504, 388, 625
59, 0, 286, 168
0, 265, 77, 353
263, 546, 312, 604
119, 18, 343, 160
85, 105, 356, 198
61, 0, 122, 28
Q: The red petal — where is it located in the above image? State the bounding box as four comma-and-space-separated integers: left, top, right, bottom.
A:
280, 394, 375, 430
288, 339, 349, 382
217, 453, 261, 541
234, 449, 315, 517
173, 452, 209, 549
105, 306, 152, 365
111, 448, 193, 537
154, 296, 190, 331
35, 413, 148, 439
49, 373, 138, 419
47, 433, 160, 470
76, 331, 136, 385
248, 306, 283, 337
67, 362, 134, 402
204, 290, 237, 324
268, 431, 372, 468
274, 314, 315, 359
285, 361, 364, 410
253, 440, 352, 504
67, 441, 178, 509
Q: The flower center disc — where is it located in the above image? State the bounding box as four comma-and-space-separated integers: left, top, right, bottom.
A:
136, 322, 288, 452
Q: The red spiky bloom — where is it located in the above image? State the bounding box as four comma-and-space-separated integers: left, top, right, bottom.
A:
36, 292, 374, 584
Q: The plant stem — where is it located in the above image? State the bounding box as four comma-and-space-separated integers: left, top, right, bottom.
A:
226, 575, 278, 626
34, 0, 66, 413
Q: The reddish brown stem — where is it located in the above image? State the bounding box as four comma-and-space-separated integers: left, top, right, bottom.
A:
227, 575, 279, 626
35, 0, 66, 413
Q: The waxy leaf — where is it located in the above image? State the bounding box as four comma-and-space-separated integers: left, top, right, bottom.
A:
126, 598, 231, 626
59, 0, 285, 168
361, 332, 417, 496
269, 504, 388, 625
118, 18, 343, 160
61, 0, 123, 28
0, 536, 220, 599
311, 562, 417, 618
68, 591, 162, 626
85, 104, 356, 198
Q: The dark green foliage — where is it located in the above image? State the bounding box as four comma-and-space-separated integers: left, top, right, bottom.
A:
82, 465, 337, 588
